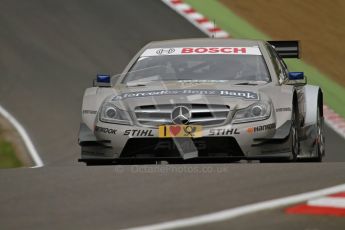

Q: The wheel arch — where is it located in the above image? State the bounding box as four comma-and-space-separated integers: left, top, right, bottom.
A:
303, 85, 323, 126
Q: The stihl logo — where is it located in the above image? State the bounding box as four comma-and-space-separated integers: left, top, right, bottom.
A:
181, 47, 247, 54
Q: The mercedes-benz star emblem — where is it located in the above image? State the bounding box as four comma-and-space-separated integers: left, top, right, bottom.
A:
171, 106, 191, 125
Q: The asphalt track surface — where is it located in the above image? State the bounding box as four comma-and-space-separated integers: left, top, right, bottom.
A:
0, 0, 345, 229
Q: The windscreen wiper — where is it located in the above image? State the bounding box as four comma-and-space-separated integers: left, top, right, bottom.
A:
126, 81, 151, 87
234, 81, 259, 85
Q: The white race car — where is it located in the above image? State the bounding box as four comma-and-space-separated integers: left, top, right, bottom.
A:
78, 38, 325, 165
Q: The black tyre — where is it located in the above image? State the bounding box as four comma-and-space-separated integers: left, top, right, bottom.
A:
310, 105, 325, 162
289, 103, 300, 162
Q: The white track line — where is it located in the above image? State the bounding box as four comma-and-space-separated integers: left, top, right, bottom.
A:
0, 104, 44, 168
127, 183, 345, 230
307, 197, 345, 208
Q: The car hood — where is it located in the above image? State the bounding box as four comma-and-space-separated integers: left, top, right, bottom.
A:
109, 81, 272, 110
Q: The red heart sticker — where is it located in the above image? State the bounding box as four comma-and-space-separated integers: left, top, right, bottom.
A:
169, 126, 181, 136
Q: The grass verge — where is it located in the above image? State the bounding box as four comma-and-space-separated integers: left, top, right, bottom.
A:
0, 128, 22, 168
184, 0, 345, 117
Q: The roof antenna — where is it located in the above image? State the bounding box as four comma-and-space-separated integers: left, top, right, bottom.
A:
211, 19, 216, 38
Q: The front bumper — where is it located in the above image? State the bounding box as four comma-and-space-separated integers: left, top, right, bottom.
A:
79, 116, 292, 162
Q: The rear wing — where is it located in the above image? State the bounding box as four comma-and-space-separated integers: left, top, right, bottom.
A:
267, 40, 300, 59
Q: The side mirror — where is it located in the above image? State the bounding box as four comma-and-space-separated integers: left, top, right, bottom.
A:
288, 72, 304, 80
93, 74, 111, 87
287, 72, 307, 85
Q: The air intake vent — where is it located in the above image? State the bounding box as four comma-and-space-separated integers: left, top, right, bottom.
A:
134, 104, 230, 127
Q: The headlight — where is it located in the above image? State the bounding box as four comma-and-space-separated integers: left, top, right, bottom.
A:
232, 102, 271, 124
99, 103, 131, 125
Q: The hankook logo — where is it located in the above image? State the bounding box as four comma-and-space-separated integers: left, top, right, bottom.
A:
171, 106, 191, 125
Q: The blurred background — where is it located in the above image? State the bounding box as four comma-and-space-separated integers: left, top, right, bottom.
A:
0, 1, 345, 229
221, 0, 345, 87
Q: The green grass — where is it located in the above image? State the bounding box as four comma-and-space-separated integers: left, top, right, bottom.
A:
185, 0, 345, 117
0, 132, 22, 168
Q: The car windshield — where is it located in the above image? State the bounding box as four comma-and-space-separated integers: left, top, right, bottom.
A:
122, 47, 270, 84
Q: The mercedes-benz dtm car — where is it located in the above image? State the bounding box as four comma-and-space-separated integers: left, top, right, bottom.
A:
78, 38, 325, 165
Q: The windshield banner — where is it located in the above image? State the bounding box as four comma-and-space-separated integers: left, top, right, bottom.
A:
141, 47, 261, 57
